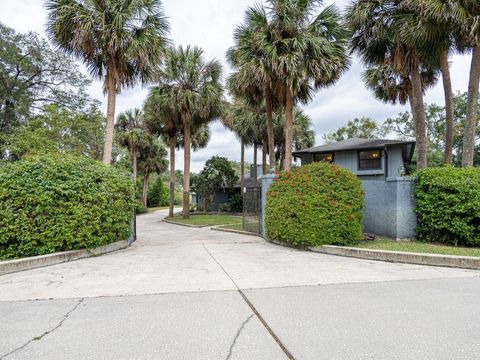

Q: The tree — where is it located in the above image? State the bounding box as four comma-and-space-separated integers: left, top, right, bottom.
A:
115, 108, 150, 182
156, 46, 223, 218
137, 138, 168, 208
46, 0, 170, 164
267, 1, 350, 170
0, 23, 90, 137
322, 117, 383, 143
191, 156, 238, 212
3, 103, 105, 161
347, 0, 439, 168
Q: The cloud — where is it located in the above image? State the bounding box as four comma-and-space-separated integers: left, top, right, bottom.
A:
0, 0, 474, 172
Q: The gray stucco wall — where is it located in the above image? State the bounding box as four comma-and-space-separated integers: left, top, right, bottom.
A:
260, 174, 277, 239
260, 174, 416, 240
362, 178, 416, 239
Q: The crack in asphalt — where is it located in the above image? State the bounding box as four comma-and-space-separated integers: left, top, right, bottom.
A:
202, 244, 296, 360
0, 298, 84, 360
225, 314, 254, 360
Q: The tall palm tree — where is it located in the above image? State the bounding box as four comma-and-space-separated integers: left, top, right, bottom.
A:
156, 46, 223, 218
266, 1, 350, 171
46, 0, 170, 164
347, 0, 438, 168
115, 108, 149, 182
227, 4, 279, 171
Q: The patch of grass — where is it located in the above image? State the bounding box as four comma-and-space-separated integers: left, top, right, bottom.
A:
165, 214, 242, 227
147, 207, 168, 213
354, 238, 480, 257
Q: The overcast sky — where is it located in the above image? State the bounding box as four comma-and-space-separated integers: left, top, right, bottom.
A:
0, 0, 473, 172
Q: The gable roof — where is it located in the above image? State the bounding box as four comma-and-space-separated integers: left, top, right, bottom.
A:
293, 138, 415, 155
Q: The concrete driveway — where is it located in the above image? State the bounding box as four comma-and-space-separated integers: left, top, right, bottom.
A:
1, 209, 479, 359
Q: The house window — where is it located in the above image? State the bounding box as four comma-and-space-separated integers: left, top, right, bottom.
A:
314, 153, 334, 163
358, 150, 382, 170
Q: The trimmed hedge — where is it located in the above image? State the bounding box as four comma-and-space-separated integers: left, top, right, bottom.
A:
416, 167, 480, 246
265, 162, 364, 247
0, 155, 135, 259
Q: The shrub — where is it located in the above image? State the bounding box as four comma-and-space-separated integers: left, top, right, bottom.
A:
416, 167, 480, 246
265, 162, 364, 247
147, 177, 169, 208
0, 154, 135, 259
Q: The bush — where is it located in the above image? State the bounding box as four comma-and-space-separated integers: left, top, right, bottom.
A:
265, 162, 364, 247
148, 177, 169, 208
0, 155, 135, 259
416, 167, 480, 246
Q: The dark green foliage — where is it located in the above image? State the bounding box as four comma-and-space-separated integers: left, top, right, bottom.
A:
416, 167, 480, 246
148, 177, 169, 207
227, 192, 243, 213
0, 155, 135, 259
265, 162, 364, 247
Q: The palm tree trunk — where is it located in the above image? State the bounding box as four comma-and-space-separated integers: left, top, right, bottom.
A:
102, 65, 116, 165
264, 91, 276, 171
169, 136, 176, 217
410, 67, 428, 169
240, 140, 245, 193
462, 45, 480, 167
132, 148, 138, 182
262, 136, 267, 175
253, 142, 258, 186
182, 112, 191, 219
440, 50, 454, 165
142, 172, 149, 208
284, 86, 294, 171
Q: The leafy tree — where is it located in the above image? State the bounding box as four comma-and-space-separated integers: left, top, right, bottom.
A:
46, 0, 170, 164
115, 108, 150, 182
147, 176, 169, 208
191, 156, 238, 212
323, 118, 384, 143
3, 103, 105, 160
137, 138, 168, 208
156, 46, 223, 218
0, 23, 90, 136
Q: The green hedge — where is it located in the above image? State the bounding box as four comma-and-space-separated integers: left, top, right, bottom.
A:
0, 155, 135, 259
416, 167, 480, 246
265, 162, 364, 247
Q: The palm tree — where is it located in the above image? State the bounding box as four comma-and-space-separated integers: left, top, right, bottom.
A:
347, 0, 438, 168
156, 46, 223, 218
46, 0, 170, 164
115, 108, 149, 182
266, 1, 350, 171
138, 138, 168, 208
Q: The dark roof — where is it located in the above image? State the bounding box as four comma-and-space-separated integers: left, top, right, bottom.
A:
293, 138, 415, 155
233, 177, 258, 189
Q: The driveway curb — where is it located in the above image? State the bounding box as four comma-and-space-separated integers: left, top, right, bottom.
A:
310, 245, 480, 270
162, 219, 210, 228
0, 240, 129, 276
211, 226, 262, 237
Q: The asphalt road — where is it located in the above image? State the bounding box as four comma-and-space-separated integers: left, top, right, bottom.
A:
1, 210, 479, 359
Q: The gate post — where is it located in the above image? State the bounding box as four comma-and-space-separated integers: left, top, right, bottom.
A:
260, 174, 277, 239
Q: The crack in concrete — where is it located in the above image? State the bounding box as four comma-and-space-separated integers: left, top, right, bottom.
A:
225, 314, 254, 360
0, 298, 84, 359
202, 244, 296, 360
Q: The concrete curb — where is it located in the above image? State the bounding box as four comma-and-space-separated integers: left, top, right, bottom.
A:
310, 245, 480, 270
162, 219, 210, 228
211, 226, 262, 237
0, 240, 129, 276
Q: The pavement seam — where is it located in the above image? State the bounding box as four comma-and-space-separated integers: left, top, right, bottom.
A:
0, 298, 84, 359
225, 314, 254, 360
202, 244, 296, 360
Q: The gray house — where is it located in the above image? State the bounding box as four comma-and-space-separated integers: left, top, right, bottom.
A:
292, 138, 416, 180
290, 138, 417, 239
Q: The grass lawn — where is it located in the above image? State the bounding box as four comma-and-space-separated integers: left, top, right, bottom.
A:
165, 214, 242, 227
217, 223, 244, 231
354, 239, 480, 257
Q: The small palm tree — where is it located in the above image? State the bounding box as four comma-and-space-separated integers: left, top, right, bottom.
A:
46, 0, 170, 164
115, 108, 149, 182
155, 45, 223, 218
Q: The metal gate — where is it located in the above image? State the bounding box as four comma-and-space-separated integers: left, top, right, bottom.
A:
243, 186, 261, 234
